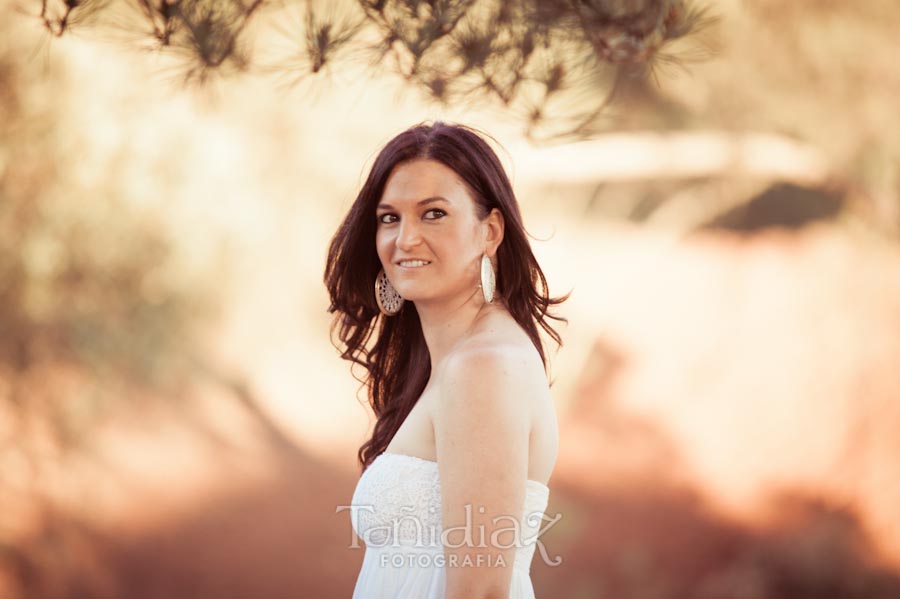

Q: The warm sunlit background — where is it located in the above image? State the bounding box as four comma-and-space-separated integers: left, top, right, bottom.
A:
2, 0, 900, 597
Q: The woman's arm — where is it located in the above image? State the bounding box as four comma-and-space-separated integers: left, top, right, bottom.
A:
434, 346, 534, 599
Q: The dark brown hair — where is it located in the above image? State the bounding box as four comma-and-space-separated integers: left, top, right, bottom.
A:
324, 121, 569, 472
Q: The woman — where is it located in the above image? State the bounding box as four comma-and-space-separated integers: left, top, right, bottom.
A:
325, 121, 568, 598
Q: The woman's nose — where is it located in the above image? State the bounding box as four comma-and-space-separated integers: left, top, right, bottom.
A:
396, 220, 422, 249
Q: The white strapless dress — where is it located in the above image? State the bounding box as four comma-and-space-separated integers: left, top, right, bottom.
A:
348, 452, 550, 598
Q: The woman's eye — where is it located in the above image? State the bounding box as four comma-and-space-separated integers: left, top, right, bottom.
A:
378, 210, 444, 224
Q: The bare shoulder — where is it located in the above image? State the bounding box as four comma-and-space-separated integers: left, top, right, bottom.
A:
433, 311, 550, 418
441, 340, 544, 391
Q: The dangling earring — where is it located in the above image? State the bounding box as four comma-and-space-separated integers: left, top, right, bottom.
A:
480, 253, 496, 304
375, 268, 404, 316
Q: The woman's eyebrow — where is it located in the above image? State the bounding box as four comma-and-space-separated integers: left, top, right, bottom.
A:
377, 196, 449, 210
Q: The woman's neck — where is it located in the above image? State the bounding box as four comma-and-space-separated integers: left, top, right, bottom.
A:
413, 290, 505, 373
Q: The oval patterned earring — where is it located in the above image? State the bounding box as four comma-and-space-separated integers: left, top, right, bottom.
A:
375, 268, 404, 316
480, 253, 495, 304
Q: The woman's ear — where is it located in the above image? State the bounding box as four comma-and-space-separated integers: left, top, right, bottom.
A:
484, 208, 505, 257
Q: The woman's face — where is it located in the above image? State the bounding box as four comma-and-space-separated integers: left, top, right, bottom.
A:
375, 158, 502, 306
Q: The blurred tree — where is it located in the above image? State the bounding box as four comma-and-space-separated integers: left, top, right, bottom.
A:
0, 12, 299, 460
1, 16, 315, 596
25, 0, 716, 139
0, 8, 208, 457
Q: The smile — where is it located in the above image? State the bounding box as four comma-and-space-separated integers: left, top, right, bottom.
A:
397, 260, 431, 268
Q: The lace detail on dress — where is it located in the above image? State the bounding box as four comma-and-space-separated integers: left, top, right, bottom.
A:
352, 453, 444, 546
350, 452, 551, 573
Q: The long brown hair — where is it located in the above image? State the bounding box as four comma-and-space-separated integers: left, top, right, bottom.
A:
324, 121, 569, 472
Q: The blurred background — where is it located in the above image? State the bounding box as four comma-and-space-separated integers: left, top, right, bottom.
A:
2, 0, 900, 597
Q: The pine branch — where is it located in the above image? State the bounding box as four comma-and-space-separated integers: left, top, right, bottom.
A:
26, 0, 717, 136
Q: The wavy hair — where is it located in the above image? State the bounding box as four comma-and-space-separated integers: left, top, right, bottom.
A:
324, 121, 569, 471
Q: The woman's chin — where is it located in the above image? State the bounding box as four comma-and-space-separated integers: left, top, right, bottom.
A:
398, 290, 433, 304
399, 292, 424, 303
